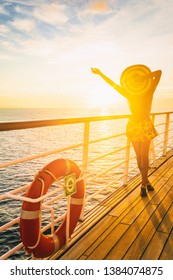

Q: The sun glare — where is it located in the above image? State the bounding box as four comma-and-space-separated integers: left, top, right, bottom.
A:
89, 91, 118, 108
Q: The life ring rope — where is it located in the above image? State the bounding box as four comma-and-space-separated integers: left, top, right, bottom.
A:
24, 177, 45, 250
52, 234, 60, 254
44, 169, 63, 182
45, 168, 84, 185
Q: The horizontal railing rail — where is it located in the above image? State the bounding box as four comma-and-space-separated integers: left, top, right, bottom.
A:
0, 111, 173, 260
0, 114, 130, 131
0, 111, 172, 131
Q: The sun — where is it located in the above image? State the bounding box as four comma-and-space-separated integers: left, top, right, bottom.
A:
89, 91, 119, 108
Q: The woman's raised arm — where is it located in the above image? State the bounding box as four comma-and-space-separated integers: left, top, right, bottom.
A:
91, 68, 128, 98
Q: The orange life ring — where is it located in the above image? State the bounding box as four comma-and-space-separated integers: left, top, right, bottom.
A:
20, 158, 85, 258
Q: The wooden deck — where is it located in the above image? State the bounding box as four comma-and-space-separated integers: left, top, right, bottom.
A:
56, 149, 173, 260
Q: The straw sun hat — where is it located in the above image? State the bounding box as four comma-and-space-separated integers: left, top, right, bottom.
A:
120, 64, 152, 96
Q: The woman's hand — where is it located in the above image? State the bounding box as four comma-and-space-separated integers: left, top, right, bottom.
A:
91, 67, 128, 98
91, 67, 101, 75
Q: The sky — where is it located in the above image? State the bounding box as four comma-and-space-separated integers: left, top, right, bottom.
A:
0, 0, 173, 109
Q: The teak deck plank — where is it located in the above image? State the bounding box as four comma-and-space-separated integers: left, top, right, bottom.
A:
141, 231, 168, 260
159, 229, 173, 260
56, 149, 173, 260
59, 215, 117, 260
123, 189, 173, 259
157, 202, 173, 234
105, 204, 157, 260
85, 223, 129, 260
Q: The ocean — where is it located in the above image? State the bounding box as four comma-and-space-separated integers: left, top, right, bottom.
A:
0, 107, 171, 259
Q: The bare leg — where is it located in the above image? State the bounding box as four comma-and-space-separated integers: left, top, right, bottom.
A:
140, 141, 151, 185
132, 140, 151, 195
132, 141, 142, 171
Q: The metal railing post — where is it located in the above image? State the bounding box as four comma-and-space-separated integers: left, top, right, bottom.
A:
82, 122, 90, 171
124, 138, 130, 185
163, 113, 170, 156
80, 121, 90, 221
150, 140, 156, 167
65, 196, 71, 247
150, 114, 156, 167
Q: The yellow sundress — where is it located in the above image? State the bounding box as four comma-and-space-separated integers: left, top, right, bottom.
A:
126, 116, 158, 142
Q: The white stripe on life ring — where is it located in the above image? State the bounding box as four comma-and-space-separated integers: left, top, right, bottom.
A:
21, 210, 41, 220
70, 197, 84, 205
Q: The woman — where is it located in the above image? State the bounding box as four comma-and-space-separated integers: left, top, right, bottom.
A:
91, 65, 162, 197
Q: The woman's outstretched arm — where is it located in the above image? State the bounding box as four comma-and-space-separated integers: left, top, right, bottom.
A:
91, 67, 128, 98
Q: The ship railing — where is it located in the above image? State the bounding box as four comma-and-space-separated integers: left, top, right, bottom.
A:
0, 111, 173, 259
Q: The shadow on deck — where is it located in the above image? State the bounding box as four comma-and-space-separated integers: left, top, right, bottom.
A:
55, 149, 173, 260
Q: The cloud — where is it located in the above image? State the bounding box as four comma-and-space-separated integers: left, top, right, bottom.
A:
77, 0, 114, 23
0, 5, 8, 15
0, 24, 9, 33
20, 38, 55, 56
89, 0, 111, 13
0, 54, 14, 61
33, 2, 68, 25
5, 0, 39, 6
11, 18, 35, 32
